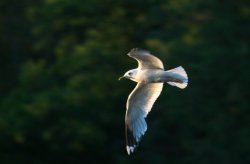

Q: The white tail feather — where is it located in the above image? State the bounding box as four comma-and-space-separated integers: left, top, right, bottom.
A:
166, 66, 188, 89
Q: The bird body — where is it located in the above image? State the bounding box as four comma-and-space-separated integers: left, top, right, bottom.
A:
119, 48, 188, 155
125, 68, 186, 84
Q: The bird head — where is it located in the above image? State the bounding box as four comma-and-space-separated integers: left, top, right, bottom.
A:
119, 69, 137, 81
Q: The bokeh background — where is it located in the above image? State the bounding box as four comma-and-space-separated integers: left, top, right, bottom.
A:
0, 0, 249, 163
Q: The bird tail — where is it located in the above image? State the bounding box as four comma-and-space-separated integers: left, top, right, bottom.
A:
165, 66, 188, 89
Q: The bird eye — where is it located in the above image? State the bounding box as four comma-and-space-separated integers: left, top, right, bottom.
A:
128, 72, 132, 76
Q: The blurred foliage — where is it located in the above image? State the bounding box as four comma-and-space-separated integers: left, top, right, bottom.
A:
0, 0, 250, 163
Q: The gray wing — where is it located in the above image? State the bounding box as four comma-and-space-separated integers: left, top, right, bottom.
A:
128, 48, 164, 70
125, 82, 163, 154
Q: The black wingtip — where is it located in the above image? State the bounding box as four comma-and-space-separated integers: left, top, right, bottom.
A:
130, 48, 144, 53
125, 124, 139, 155
129, 48, 150, 55
131, 48, 139, 52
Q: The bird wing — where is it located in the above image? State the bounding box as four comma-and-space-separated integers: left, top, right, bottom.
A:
128, 48, 164, 70
125, 82, 163, 154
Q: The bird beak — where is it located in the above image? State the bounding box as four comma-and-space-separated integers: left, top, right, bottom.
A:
118, 76, 125, 80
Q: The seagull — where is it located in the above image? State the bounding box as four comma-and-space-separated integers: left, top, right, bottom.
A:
119, 48, 188, 155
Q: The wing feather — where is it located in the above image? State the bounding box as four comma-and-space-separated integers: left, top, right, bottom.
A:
125, 83, 163, 154
128, 48, 164, 70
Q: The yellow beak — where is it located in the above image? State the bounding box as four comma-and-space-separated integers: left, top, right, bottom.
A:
118, 76, 124, 80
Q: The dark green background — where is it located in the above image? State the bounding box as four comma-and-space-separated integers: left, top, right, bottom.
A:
0, 0, 249, 163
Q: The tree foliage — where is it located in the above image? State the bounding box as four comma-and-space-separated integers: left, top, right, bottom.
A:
0, 0, 249, 163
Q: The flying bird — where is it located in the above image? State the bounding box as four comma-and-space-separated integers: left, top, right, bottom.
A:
119, 48, 188, 155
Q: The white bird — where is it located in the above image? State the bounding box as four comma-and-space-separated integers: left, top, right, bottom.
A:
119, 48, 188, 155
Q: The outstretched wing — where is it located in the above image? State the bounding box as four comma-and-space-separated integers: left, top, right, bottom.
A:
125, 83, 163, 155
128, 48, 164, 70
